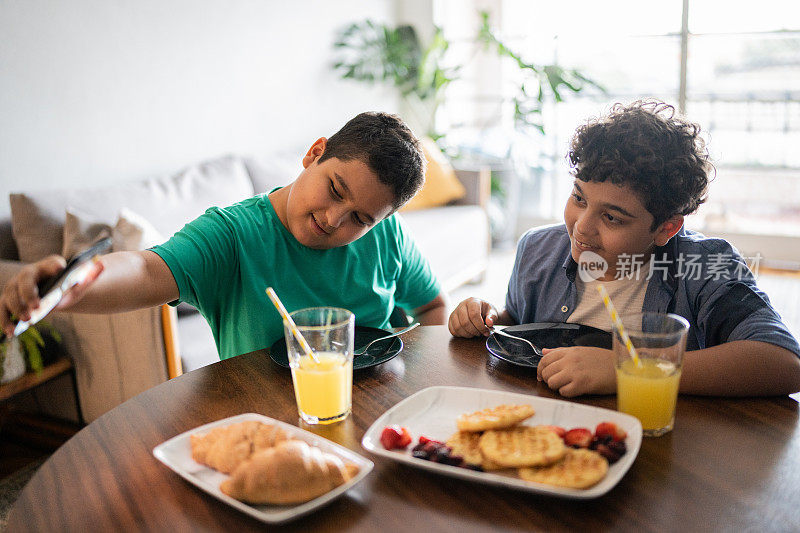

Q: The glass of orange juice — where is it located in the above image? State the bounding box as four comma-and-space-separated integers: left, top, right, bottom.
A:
284, 307, 354, 425
614, 312, 690, 437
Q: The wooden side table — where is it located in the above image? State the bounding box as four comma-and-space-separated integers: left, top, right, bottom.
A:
1, 356, 82, 478
0, 357, 73, 402
0, 356, 83, 423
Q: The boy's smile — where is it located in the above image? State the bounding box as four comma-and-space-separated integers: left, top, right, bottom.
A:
564, 180, 681, 281
271, 138, 396, 250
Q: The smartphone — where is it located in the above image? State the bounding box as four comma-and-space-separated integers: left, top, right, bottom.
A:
11, 237, 113, 337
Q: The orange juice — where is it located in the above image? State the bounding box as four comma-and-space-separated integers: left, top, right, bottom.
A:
616, 358, 681, 435
290, 351, 352, 423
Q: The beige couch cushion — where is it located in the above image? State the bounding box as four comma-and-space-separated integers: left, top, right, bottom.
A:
10, 155, 255, 262
62, 207, 165, 258
54, 207, 174, 422
50, 308, 169, 422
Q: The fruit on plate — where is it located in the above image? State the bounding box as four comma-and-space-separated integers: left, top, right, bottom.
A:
411, 437, 470, 468
563, 428, 593, 449
594, 421, 627, 442
379, 407, 632, 490
590, 437, 627, 464
380, 425, 412, 450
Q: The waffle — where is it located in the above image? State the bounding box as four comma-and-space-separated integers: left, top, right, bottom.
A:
518, 448, 608, 489
445, 431, 504, 471
456, 404, 536, 432
478, 426, 566, 468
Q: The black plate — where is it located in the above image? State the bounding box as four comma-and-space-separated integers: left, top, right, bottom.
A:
269, 325, 403, 371
486, 322, 611, 369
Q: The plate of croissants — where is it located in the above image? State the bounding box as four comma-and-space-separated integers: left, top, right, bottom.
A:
153, 413, 373, 524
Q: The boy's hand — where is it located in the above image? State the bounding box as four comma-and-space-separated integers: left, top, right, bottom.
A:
0, 255, 104, 338
448, 297, 498, 338
537, 346, 616, 397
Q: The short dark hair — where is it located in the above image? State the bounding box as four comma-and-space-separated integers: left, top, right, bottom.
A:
319, 112, 425, 210
568, 100, 713, 230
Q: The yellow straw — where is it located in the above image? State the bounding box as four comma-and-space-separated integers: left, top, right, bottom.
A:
596, 284, 641, 367
265, 287, 319, 364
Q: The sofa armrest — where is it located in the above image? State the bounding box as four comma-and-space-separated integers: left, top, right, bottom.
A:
50, 307, 170, 423
2, 259, 171, 423
452, 166, 491, 209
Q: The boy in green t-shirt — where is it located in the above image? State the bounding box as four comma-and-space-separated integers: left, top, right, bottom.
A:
1, 112, 447, 359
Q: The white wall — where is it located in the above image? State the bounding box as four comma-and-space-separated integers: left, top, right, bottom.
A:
0, 0, 401, 219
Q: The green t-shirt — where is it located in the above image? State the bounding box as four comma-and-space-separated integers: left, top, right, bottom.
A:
151, 193, 440, 359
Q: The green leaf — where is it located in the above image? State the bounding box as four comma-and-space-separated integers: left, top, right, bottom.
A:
11, 322, 61, 375
28, 346, 43, 374
19, 335, 40, 373
331, 12, 601, 137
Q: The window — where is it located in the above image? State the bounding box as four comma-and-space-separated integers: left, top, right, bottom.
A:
435, 0, 800, 259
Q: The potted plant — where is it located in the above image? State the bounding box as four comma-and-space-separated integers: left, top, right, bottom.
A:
333, 19, 457, 140
333, 11, 603, 139
0, 322, 61, 384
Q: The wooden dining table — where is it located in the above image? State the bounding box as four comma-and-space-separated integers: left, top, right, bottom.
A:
8, 325, 800, 531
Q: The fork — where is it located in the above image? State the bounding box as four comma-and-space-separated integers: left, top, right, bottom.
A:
354, 322, 420, 356
490, 326, 543, 357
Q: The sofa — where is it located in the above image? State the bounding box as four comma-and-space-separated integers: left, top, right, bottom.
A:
0, 154, 490, 423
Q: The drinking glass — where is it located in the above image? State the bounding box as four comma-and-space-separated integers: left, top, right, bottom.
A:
284, 307, 354, 425
614, 312, 690, 437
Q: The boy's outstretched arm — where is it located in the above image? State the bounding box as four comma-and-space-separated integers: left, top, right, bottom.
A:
536, 341, 800, 397
1, 250, 179, 337
412, 292, 449, 326
680, 341, 800, 396
448, 297, 514, 338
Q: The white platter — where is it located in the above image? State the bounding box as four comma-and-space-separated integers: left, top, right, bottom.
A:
361, 386, 642, 499
153, 413, 373, 524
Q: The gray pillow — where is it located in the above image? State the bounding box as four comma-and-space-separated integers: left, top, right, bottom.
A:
10, 155, 255, 263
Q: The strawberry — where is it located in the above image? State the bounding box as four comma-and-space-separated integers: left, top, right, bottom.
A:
380, 425, 412, 450
563, 427, 593, 448
539, 425, 567, 439
397, 427, 412, 448
418, 435, 443, 446
595, 421, 627, 442
380, 426, 400, 449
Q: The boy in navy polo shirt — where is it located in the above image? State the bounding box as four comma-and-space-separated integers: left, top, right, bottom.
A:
449, 100, 800, 397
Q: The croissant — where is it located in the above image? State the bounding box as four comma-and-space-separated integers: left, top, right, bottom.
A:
190, 421, 290, 474
220, 439, 360, 504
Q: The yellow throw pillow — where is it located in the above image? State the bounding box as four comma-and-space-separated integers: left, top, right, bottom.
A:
402, 137, 466, 211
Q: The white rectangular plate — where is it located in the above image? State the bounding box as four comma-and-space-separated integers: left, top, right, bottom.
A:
153, 413, 373, 524
361, 386, 642, 499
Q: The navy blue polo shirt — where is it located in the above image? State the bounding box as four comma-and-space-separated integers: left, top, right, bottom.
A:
506, 224, 800, 356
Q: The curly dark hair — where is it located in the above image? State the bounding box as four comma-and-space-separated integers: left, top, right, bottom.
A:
568, 100, 713, 230
319, 112, 425, 210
